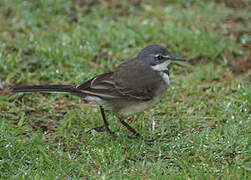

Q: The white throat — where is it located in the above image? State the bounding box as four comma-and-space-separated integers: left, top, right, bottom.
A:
151, 61, 170, 71
151, 61, 170, 86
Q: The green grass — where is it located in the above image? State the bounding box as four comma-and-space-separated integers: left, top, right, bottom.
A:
0, 0, 250, 179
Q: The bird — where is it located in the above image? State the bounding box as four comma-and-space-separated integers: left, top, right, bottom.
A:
11, 45, 186, 139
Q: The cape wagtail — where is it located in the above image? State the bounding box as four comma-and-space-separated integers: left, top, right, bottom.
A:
12, 45, 186, 138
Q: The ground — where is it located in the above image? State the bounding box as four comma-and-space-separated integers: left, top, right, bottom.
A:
0, 0, 250, 179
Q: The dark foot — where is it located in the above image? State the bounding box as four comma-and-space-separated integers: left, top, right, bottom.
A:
87, 126, 104, 134
104, 127, 116, 137
118, 116, 160, 142
93, 126, 105, 132
88, 126, 116, 137
118, 116, 140, 135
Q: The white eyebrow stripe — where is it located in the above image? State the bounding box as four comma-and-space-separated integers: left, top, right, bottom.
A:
154, 54, 171, 58
163, 55, 171, 58
154, 54, 161, 57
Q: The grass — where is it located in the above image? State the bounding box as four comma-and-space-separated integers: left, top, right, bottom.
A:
0, 0, 250, 179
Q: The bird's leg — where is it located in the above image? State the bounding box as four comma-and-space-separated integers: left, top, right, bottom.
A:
93, 106, 115, 137
118, 115, 160, 142
118, 115, 141, 138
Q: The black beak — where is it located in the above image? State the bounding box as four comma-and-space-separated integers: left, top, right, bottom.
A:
169, 56, 186, 61
162, 55, 186, 61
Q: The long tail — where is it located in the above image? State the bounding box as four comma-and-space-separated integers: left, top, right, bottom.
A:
11, 85, 75, 93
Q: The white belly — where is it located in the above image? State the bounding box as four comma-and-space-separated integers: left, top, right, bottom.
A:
120, 101, 155, 115
120, 85, 167, 115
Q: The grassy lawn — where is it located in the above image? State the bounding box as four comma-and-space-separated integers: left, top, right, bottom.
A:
0, 0, 250, 179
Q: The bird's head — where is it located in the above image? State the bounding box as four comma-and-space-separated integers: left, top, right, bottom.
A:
137, 45, 186, 71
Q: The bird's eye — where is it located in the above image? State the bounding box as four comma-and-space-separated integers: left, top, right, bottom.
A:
155, 54, 163, 60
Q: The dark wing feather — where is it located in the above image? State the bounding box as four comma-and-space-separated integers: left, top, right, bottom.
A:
75, 60, 161, 101
76, 72, 126, 99
112, 59, 162, 101
76, 72, 114, 90
114, 86, 154, 101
